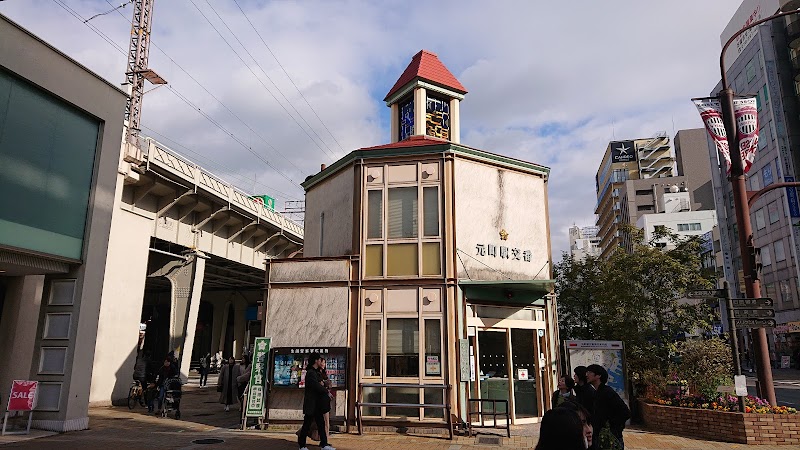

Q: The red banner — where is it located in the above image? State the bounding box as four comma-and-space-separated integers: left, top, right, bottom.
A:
7, 380, 37, 411
693, 97, 759, 174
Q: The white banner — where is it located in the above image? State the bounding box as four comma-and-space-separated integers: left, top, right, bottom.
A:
693, 98, 731, 173
693, 97, 759, 174
735, 97, 758, 174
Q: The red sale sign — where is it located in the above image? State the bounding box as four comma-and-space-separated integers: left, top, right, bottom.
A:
7, 381, 37, 411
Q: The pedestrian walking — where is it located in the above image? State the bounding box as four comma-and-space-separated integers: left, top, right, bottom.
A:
217, 356, 242, 412
535, 407, 588, 450
551, 374, 576, 408
199, 353, 210, 387
297, 353, 335, 450
320, 363, 334, 439
573, 366, 595, 415
586, 364, 630, 450
237, 354, 252, 412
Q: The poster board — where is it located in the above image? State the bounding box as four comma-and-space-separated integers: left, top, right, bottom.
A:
565, 340, 628, 405
2, 380, 37, 436
271, 347, 347, 389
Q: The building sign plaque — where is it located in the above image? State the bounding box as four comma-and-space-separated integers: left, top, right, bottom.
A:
476, 244, 531, 262
610, 141, 636, 163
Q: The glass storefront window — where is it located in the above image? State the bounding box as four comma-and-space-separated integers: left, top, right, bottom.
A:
421, 242, 441, 276
386, 387, 419, 418
424, 319, 441, 376
364, 320, 381, 377
386, 318, 419, 377
365, 245, 383, 277
387, 243, 418, 276
388, 187, 418, 239
367, 190, 382, 239
423, 388, 444, 418
362, 386, 382, 416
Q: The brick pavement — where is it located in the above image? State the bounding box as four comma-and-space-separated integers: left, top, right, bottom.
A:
1, 378, 797, 449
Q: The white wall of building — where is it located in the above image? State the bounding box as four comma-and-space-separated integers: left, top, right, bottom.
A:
304, 166, 354, 257
637, 210, 718, 248
453, 158, 550, 280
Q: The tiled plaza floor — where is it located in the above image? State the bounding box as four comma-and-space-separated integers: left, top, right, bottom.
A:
1, 375, 797, 449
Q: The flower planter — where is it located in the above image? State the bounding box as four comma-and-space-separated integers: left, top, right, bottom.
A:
640, 400, 800, 445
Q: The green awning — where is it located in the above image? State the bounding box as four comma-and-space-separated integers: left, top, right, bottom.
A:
459, 279, 554, 306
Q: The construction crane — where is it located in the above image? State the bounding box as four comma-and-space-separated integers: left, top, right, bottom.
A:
122, 0, 166, 164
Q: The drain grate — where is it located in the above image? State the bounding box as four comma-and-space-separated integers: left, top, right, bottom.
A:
191, 438, 225, 444
476, 436, 502, 446
193, 413, 214, 417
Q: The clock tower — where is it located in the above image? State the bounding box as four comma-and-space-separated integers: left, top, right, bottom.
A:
384, 50, 467, 144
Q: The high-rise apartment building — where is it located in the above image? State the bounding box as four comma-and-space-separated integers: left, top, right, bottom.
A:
594, 131, 714, 257
568, 225, 601, 260
710, 0, 800, 357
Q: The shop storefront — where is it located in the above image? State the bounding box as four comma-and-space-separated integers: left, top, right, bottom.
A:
262, 50, 558, 428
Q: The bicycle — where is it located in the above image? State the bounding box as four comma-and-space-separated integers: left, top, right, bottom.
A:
128, 380, 145, 409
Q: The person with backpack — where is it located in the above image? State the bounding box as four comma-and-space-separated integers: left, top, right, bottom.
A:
585, 364, 630, 450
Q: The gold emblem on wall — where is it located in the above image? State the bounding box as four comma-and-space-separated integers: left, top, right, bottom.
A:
499, 229, 509, 241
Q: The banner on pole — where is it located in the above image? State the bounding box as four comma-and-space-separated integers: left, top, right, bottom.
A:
693, 97, 759, 174
245, 337, 271, 418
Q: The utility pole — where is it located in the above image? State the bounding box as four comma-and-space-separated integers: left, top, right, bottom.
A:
122, 0, 166, 164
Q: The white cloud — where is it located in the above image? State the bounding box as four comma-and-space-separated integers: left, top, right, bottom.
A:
1, 0, 740, 257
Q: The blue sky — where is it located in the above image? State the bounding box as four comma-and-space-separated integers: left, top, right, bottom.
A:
1, 0, 741, 257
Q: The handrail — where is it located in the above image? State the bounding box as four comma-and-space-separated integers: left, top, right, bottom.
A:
466, 398, 510, 438
355, 383, 453, 440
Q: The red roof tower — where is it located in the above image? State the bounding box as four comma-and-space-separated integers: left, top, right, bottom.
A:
385, 50, 466, 144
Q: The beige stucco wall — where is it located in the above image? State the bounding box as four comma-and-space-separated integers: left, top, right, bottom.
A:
304, 166, 354, 257
453, 158, 550, 280
89, 203, 152, 405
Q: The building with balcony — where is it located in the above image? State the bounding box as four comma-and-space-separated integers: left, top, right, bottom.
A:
262, 50, 559, 429
594, 130, 714, 257
711, 0, 800, 358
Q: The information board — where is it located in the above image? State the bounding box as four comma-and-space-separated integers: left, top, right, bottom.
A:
565, 340, 628, 405
245, 337, 270, 418
271, 347, 348, 389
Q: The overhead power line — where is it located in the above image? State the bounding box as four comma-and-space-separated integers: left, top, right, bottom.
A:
102, 0, 304, 176
187, 0, 338, 161
51, 0, 304, 202
232, 0, 347, 155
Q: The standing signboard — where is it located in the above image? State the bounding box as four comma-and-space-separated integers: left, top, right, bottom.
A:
2, 380, 38, 436
565, 340, 628, 406
245, 337, 271, 418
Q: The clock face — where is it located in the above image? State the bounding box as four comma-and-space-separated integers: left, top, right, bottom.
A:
426, 95, 450, 140
399, 99, 414, 140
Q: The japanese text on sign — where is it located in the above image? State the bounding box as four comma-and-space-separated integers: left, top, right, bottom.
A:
245, 337, 271, 418
476, 244, 531, 262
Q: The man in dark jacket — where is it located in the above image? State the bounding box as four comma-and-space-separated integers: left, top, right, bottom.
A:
573, 365, 595, 415
297, 353, 335, 450
148, 357, 178, 413
586, 364, 630, 450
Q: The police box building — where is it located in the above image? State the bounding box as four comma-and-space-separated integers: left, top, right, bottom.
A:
263, 50, 559, 429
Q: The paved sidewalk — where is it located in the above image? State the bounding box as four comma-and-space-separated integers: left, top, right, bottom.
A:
0, 378, 796, 449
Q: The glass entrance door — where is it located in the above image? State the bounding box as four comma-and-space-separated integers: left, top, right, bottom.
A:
477, 330, 509, 418
511, 329, 538, 420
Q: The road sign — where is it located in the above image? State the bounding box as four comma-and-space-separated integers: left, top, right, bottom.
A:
733, 308, 775, 318
734, 318, 776, 329
731, 298, 773, 308
686, 289, 725, 299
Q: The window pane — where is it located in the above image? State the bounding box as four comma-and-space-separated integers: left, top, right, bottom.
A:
386, 387, 420, 418
756, 209, 766, 230
367, 190, 382, 239
364, 320, 381, 377
423, 187, 439, 237
362, 386, 382, 416
769, 202, 780, 224
422, 242, 441, 275
387, 243, 418, 276
424, 388, 444, 418
365, 245, 383, 277
775, 240, 786, 261
424, 320, 441, 376
399, 98, 414, 141
388, 187, 418, 239
386, 318, 419, 377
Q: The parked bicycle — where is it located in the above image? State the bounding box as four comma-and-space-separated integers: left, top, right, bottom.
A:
127, 379, 146, 409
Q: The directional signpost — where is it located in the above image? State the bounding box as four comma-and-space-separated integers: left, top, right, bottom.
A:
734, 318, 777, 329
731, 297, 775, 329
686, 289, 727, 299
731, 298, 773, 308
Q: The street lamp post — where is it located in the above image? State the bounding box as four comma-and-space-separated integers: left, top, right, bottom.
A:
717, 9, 800, 407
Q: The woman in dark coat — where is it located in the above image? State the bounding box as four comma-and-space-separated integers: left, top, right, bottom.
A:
217, 356, 241, 412
297, 353, 333, 450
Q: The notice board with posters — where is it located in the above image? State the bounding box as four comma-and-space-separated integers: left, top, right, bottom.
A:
565, 340, 628, 405
270, 347, 348, 389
